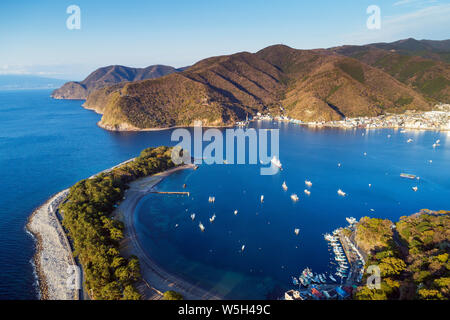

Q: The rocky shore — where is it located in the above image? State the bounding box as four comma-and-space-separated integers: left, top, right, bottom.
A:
27, 190, 78, 300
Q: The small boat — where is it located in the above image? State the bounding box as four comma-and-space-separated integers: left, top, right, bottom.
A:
436, 139, 441, 144
412, 186, 418, 192
175, 224, 179, 228
208, 196, 216, 203
299, 277, 308, 287
337, 163, 342, 167
387, 134, 391, 138
209, 214, 216, 223
291, 194, 299, 202
400, 173, 417, 180
294, 228, 300, 236
407, 139, 413, 143
363, 152, 367, 156
234, 210, 238, 215
329, 274, 337, 282
190, 213, 196, 221
282, 181, 288, 191
199, 222, 205, 232
271, 156, 283, 170
304, 189, 311, 196
346, 217, 356, 225
305, 180, 313, 187
241, 245, 246, 252
260, 195, 264, 203
337, 189, 346, 197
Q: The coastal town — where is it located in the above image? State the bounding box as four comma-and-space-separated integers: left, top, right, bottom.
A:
248, 104, 450, 131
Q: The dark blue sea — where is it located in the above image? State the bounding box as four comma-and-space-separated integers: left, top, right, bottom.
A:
0, 89, 449, 299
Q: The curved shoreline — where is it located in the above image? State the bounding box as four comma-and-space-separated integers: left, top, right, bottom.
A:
26, 189, 78, 300
115, 164, 222, 300
27, 163, 220, 300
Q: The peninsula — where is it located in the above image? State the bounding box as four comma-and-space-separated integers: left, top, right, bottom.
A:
27, 146, 210, 300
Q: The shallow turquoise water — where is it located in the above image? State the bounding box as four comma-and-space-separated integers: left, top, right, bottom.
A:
135, 122, 450, 299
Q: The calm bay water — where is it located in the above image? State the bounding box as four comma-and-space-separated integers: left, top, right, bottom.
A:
0, 89, 448, 299
135, 122, 450, 299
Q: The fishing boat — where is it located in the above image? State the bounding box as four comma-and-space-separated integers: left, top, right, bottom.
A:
337, 189, 346, 197
209, 214, 216, 223
302, 268, 313, 279
271, 156, 283, 170
294, 228, 300, 236
190, 213, 196, 221
291, 194, 299, 202
299, 276, 308, 287
304, 189, 311, 196
400, 173, 417, 180
282, 181, 288, 191
305, 180, 313, 187
346, 217, 357, 225
199, 222, 205, 232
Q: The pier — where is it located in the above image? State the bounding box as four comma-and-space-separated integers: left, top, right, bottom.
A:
151, 191, 190, 196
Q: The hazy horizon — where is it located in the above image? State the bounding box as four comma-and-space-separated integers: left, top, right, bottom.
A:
2, 0, 450, 80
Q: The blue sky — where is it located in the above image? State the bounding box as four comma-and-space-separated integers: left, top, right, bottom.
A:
1, 0, 449, 80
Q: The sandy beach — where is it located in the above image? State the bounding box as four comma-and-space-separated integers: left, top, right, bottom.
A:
114, 164, 222, 300
27, 189, 78, 300
27, 163, 220, 300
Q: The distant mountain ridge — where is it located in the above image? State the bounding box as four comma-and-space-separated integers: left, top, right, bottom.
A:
55, 38, 449, 131
51, 65, 181, 99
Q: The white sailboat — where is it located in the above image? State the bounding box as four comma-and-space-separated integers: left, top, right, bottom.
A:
260, 195, 264, 203
337, 189, 347, 197
282, 181, 288, 191
199, 222, 205, 232
190, 213, 196, 221
304, 189, 311, 196
291, 194, 299, 202
294, 228, 300, 236
234, 210, 238, 215
209, 214, 216, 223
270, 156, 282, 170
241, 245, 246, 252
305, 180, 312, 187
412, 186, 418, 192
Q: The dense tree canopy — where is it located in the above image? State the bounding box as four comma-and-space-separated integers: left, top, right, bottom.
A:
61, 146, 175, 300
355, 211, 450, 300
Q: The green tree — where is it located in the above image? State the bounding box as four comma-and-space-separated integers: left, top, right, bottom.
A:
163, 290, 184, 300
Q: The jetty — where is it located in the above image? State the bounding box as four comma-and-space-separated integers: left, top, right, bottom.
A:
151, 191, 190, 196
